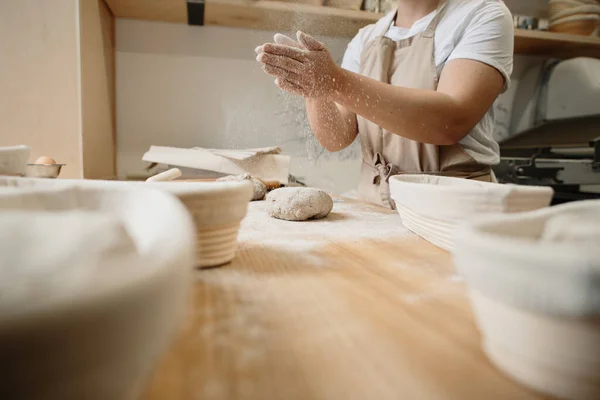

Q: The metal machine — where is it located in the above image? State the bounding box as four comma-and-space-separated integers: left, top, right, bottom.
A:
494, 58, 600, 204
494, 115, 600, 204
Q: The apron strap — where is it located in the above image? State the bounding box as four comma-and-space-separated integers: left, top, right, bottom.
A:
422, 1, 448, 38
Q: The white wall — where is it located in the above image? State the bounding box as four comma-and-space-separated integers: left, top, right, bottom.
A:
116, 20, 361, 193
494, 55, 546, 142
116, 19, 544, 194
0, 0, 83, 178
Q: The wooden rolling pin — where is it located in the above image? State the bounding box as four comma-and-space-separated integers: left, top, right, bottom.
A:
146, 168, 182, 182
169, 175, 284, 191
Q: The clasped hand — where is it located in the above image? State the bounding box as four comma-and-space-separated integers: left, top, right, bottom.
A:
255, 31, 341, 99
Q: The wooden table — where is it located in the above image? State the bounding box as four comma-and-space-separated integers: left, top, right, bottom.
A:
141, 199, 546, 400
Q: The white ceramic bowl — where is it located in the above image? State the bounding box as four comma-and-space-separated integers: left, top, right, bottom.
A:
0, 177, 254, 268
453, 200, 600, 400
0, 186, 195, 400
0, 145, 30, 176
388, 175, 554, 251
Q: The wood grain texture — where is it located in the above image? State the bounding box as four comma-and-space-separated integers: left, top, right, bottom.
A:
104, 0, 600, 57
205, 0, 379, 37
104, 0, 186, 23
265, 0, 325, 6
80, 0, 117, 179
0, 0, 82, 178
514, 29, 600, 59
141, 199, 547, 400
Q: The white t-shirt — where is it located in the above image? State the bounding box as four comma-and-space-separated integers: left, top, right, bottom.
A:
341, 0, 514, 166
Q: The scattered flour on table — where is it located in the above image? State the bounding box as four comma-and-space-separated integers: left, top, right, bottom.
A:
190, 270, 281, 399
239, 199, 412, 264
401, 277, 466, 305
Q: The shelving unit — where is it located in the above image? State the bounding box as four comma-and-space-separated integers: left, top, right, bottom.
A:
514, 29, 600, 59
105, 0, 600, 58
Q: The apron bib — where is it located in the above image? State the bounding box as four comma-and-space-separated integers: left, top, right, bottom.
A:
357, 2, 492, 209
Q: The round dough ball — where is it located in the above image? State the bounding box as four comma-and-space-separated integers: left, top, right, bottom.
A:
34, 156, 56, 165
266, 187, 333, 221
217, 173, 267, 201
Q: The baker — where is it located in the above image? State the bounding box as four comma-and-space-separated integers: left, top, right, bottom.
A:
256, 0, 513, 209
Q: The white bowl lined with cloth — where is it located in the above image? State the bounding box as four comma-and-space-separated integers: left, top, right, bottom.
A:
0, 176, 254, 268
388, 174, 554, 251
0, 145, 30, 176
548, 0, 600, 36
0, 186, 195, 400
453, 200, 600, 400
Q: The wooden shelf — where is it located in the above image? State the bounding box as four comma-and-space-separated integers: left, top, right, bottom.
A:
514, 29, 600, 59
105, 0, 600, 58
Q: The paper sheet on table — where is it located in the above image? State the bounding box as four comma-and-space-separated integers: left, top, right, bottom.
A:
142, 146, 291, 183
200, 146, 282, 160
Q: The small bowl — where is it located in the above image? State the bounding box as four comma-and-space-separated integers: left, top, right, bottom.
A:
549, 0, 593, 18
0, 145, 30, 176
549, 14, 600, 35
147, 181, 254, 267
549, 4, 600, 22
25, 164, 65, 179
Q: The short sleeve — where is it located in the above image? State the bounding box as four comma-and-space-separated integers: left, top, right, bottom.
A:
341, 29, 366, 73
447, 1, 514, 91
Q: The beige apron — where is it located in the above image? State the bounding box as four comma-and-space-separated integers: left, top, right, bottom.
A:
357, 3, 492, 209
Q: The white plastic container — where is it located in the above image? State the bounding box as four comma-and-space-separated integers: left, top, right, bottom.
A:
0, 177, 254, 267
0, 145, 30, 176
453, 200, 600, 400
389, 174, 554, 251
0, 186, 195, 400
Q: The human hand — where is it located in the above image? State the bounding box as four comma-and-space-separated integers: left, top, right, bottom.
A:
254, 33, 304, 54
255, 31, 342, 99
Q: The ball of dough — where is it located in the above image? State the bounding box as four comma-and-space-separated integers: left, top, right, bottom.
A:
217, 173, 267, 201
266, 187, 333, 221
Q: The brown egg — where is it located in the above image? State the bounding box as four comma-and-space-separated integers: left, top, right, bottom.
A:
34, 156, 57, 165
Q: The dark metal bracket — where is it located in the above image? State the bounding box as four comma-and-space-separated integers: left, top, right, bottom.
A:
515, 163, 563, 182
592, 137, 600, 170
187, 0, 205, 26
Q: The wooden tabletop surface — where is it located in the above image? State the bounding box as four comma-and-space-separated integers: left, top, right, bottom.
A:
141, 198, 546, 400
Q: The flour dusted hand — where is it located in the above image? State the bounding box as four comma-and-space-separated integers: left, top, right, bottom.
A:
256, 31, 341, 99
266, 187, 333, 221
217, 173, 267, 201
